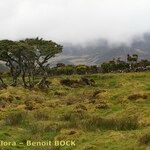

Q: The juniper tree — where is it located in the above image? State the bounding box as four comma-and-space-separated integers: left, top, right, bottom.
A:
0, 38, 62, 88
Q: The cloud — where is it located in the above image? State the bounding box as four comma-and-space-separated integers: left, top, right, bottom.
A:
0, 0, 150, 43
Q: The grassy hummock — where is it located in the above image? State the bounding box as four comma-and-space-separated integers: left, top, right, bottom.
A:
0, 72, 150, 150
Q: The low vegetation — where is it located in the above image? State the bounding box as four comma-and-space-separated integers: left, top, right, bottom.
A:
0, 72, 149, 150
0, 38, 149, 149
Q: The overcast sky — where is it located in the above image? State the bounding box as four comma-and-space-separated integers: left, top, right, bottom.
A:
0, 0, 150, 44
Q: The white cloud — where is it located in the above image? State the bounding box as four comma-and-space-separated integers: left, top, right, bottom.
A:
0, 0, 150, 43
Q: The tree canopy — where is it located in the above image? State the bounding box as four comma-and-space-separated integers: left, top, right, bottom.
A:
0, 38, 63, 88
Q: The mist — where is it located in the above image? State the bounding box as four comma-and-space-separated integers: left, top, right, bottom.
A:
0, 0, 150, 44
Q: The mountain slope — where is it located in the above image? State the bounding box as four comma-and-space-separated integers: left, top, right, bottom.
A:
50, 33, 150, 66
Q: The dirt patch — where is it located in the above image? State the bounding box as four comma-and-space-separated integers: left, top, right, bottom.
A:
60, 77, 95, 88
128, 93, 149, 101
139, 133, 150, 145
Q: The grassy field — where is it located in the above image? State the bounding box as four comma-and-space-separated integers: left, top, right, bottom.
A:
0, 72, 150, 150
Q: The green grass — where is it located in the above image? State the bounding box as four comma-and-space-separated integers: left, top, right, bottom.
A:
0, 72, 150, 150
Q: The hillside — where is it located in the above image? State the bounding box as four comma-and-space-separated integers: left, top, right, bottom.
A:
49, 33, 150, 66
0, 72, 150, 150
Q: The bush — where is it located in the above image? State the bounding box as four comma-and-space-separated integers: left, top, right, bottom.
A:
101, 59, 129, 73
60, 65, 75, 75
76, 65, 89, 75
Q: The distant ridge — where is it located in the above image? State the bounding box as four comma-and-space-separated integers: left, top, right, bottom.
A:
49, 33, 150, 66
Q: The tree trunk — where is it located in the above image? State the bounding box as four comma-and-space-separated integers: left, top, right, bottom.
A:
0, 76, 7, 88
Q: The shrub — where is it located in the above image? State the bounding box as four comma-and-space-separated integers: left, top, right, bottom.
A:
76, 65, 89, 75
89, 65, 99, 74
58, 65, 75, 75
101, 59, 129, 73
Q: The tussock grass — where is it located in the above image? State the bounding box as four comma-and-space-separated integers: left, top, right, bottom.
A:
5, 110, 27, 126
24, 100, 35, 110
33, 109, 50, 121
139, 133, 150, 145
83, 115, 139, 131
29, 121, 61, 134
128, 93, 149, 101
0, 72, 149, 150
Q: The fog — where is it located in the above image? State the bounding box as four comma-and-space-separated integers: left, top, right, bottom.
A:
0, 0, 150, 44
